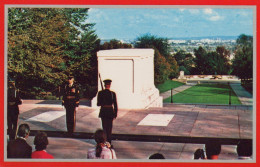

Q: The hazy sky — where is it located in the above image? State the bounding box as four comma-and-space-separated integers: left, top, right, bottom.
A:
87, 7, 254, 40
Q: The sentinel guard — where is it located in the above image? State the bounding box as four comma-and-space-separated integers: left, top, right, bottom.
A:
97, 79, 118, 144
7, 80, 22, 140
62, 76, 80, 134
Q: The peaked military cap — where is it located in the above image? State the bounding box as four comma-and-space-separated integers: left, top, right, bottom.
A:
68, 75, 74, 80
103, 79, 112, 84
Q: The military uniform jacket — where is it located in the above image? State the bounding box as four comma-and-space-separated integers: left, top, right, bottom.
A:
8, 87, 22, 115
97, 89, 118, 119
63, 83, 80, 107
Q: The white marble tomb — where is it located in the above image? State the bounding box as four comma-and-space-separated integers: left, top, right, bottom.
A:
91, 48, 162, 109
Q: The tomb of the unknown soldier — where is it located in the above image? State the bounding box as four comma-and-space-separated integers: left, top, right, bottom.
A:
92, 48, 163, 109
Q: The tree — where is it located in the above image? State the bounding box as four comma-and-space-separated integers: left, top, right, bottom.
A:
58, 8, 100, 98
193, 46, 208, 74
134, 34, 179, 84
8, 8, 70, 96
100, 39, 132, 50
215, 46, 231, 74
194, 46, 231, 75
134, 33, 171, 57
167, 55, 179, 79
232, 34, 253, 80
154, 49, 171, 84
8, 8, 100, 98
174, 50, 194, 75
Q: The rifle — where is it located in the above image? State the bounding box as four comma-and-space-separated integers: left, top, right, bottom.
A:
99, 73, 104, 90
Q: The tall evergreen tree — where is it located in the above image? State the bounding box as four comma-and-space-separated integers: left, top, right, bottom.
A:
193, 46, 208, 74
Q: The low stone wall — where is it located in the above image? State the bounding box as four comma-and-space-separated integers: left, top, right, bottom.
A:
179, 75, 240, 80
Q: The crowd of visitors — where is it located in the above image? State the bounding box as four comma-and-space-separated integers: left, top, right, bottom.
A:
7, 124, 53, 159
7, 123, 253, 160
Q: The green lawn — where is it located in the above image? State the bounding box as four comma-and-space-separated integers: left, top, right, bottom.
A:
156, 80, 185, 93
164, 84, 242, 105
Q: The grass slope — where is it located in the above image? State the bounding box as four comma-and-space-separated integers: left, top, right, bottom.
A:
164, 84, 242, 105
157, 80, 185, 93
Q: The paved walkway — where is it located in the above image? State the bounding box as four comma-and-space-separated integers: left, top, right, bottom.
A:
160, 85, 194, 100
230, 84, 253, 105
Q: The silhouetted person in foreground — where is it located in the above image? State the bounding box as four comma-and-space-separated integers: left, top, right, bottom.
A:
194, 149, 206, 159
205, 142, 221, 160
7, 124, 32, 158
149, 153, 165, 159
237, 140, 252, 160
31, 131, 53, 159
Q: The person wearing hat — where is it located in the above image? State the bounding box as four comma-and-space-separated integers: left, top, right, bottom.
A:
7, 80, 22, 140
62, 75, 80, 134
97, 79, 118, 144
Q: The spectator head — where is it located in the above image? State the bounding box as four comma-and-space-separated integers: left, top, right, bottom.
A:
149, 153, 165, 159
17, 124, 30, 138
94, 129, 107, 158
34, 131, 49, 151
237, 140, 252, 157
94, 129, 107, 144
194, 149, 205, 159
205, 142, 221, 159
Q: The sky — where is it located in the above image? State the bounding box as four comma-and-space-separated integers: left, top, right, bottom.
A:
87, 7, 254, 40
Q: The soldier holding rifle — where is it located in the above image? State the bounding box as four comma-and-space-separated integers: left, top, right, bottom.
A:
97, 78, 118, 144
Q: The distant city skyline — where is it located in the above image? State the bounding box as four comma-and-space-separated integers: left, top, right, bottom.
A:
87, 7, 254, 40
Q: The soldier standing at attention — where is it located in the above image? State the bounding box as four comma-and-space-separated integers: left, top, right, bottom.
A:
97, 79, 118, 144
62, 76, 80, 134
7, 80, 22, 140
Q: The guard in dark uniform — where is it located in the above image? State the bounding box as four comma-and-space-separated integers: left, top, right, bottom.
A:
7, 80, 22, 140
97, 79, 118, 144
62, 76, 80, 134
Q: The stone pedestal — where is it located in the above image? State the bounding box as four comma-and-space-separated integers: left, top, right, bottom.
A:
91, 49, 162, 109
178, 71, 185, 79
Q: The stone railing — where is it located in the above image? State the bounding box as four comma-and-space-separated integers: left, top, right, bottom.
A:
178, 75, 239, 80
